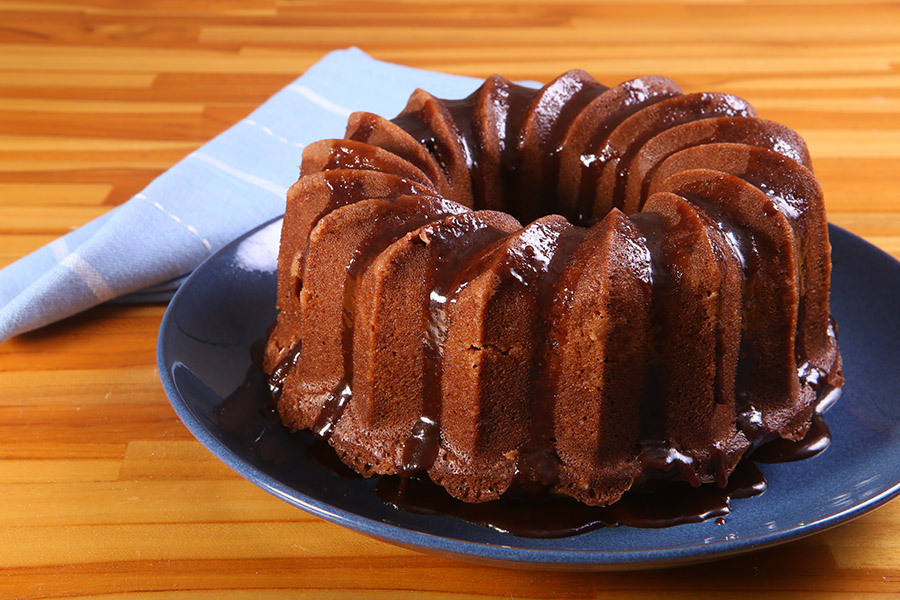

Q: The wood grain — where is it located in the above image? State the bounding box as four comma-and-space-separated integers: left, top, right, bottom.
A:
2, 1, 900, 598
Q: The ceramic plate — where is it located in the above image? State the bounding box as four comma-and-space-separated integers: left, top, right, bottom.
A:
157, 216, 900, 570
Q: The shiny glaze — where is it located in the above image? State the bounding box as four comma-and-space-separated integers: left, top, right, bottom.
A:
295, 169, 426, 292
406, 217, 515, 475
375, 461, 766, 537
635, 117, 813, 210
268, 341, 302, 403
629, 212, 670, 444
250, 344, 835, 537
514, 71, 609, 220
752, 411, 831, 463
507, 220, 587, 492
312, 200, 467, 440
682, 192, 759, 411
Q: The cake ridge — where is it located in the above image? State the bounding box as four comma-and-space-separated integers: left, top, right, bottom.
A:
429, 215, 584, 500
326, 210, 520, 478
560, 75, 683, 225
659, 169, 805, 437
597, 91, 757, 217
512, 70, 609, 222
266, 168, 435, 375
625, 116, 813, 214
345, 111, 452, 200
306, 195, 471, 440
649, 141, 831, 366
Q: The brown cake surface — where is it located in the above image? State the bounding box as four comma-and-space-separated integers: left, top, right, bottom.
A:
264, 71, 843, 507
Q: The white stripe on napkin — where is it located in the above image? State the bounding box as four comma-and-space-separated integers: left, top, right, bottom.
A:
245, 119, 306, 148
287, 84, 353, 117
190, 152, 288, 198
145, 197, 213, 251
62, 254, 116, 302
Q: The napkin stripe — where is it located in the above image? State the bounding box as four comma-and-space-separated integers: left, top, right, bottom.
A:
190, 152, 288, 198
144, 195, 213, 251
62, 253, 116, 302
245, 119, 306, 148
287, 84, 353, 117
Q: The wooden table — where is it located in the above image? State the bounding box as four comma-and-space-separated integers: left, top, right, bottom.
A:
2, 1, 900, 597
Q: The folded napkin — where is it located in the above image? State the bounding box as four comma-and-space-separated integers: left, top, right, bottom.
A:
0, 48, 486, 343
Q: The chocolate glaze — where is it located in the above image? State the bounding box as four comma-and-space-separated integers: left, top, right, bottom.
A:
376, 460, 766, 537
742, 163, 814, 361
498, 82, 542, 221
406, 218, 515, 475
515, 73, 609, 220
630, 203, 748, 486
504, 222, 588, 494
636, 117, 812, 210
681, 193, 760, 412
752, 411, 831, 463
552, 78, 610, 145
392, 108, 452, 174
629, 212, 670, 444
501, 83, 536, 173
650, 144, 823, 371
296, 169, 422, 294
321, 140, 384, 174
268, 341, 302, 403
443, 91, 493, 212
313, 203, 464, 440
375, 384, 835, 536
313, 382, 351, 439
442, 95, 479, 172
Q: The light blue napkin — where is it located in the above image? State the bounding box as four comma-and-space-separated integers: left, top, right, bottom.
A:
0, 48, 485, 342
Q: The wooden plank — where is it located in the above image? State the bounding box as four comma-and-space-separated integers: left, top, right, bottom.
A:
0, 522, 405, 568
0, 182, 113, 205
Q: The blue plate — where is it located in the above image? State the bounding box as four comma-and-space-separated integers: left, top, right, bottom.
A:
157, 216, 900, 570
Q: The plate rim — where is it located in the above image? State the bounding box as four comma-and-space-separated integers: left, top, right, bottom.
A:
157, 216, 900, 570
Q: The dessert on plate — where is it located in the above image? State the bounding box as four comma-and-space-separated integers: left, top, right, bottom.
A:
263, 70, 843, 509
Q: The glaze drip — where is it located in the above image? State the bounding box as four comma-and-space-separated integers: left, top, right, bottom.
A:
406, 217, 515, 475
514, 222, 587, 493
313, 201, 466, 441
268, 341, 302, 403
629, 212, 670, 445
372, 465, 763, 536
244, 339, 837, 536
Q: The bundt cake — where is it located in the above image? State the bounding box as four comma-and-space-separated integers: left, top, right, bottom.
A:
263, 70, 843, 508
